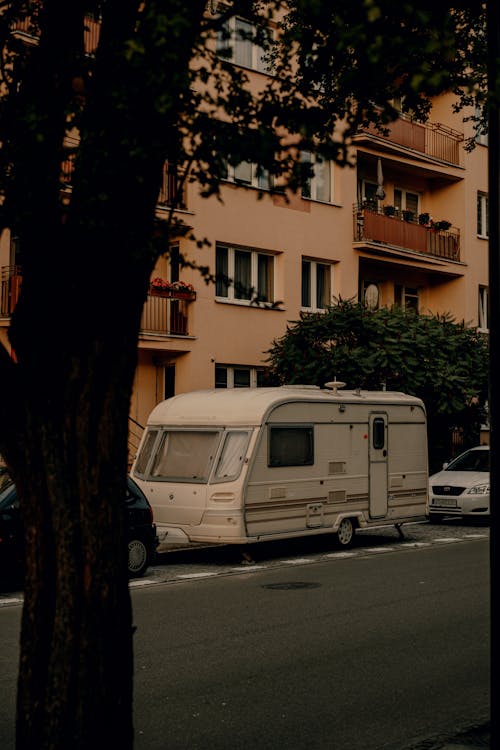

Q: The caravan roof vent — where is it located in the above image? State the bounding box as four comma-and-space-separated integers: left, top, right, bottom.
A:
324, 379, 346, 394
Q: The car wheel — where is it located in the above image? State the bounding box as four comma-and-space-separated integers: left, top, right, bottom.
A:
335, 518, 355, 547
428, 513, 444, 524
128, 538, 149, 577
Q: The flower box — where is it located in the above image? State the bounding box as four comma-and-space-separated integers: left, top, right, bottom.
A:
149, 277, 196, 300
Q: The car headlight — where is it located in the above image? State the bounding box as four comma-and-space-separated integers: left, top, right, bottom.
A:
465, 483, 490, 495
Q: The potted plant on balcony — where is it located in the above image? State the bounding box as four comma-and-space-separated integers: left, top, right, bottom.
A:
432, 219, 452, 231
402, 209, 414, 222
383, 205, 396, 217
149, 277, 196, 300
418, 212, 430, 226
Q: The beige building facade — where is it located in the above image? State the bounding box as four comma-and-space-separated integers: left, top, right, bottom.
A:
0, 18, 490, 449
127, 95, 489, 436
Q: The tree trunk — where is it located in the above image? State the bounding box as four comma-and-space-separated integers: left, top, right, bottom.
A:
8, 307, 143, 749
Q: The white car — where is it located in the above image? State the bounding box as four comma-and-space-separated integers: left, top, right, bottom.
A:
427, 445, 490, 522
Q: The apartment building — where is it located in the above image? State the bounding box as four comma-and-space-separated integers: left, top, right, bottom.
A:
0, 10, 489, 443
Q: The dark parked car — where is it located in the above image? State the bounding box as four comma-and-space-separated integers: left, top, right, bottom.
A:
0, 477, 157, 579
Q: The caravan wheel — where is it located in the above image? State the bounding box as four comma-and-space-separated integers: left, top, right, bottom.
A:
335, 518, 354, 547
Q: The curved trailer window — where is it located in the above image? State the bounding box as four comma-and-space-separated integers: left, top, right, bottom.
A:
150, 431, 221, 482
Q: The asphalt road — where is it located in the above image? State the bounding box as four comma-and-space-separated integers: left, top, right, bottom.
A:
0, 521, 491, 749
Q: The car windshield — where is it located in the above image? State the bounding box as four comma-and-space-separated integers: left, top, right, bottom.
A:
446, 449, 490, 473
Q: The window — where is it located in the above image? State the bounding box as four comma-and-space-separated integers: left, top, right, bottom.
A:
214, 431, 251, 480
216, 243, 275, 303
394, 189, 419, 220
150, 431, 221, 482
134, 429, 159, 475
268, 426, 314, 467
216, 17, 272, 74
223, 160, 271, 190
474, 106, 488, 146
372, 418, 386, 450
395, 284, 419, 312
215, 365, 266, 388
477, 192, 489, 238
301, 152, 334, 203
478, 286, 489, 332
362, 181, 379, 210
301, 259, 332, 310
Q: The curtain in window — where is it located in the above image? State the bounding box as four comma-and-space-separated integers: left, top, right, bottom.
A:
151, 431, 220, 481
316, 263, 330, 308
235, 18, 253, 67
215, 432, 249, 479
269, 427, 313, 466
302, 260, 311, 307
234, 161, 252, 184
314, 157, 331, 202
216, 244, 229, 297
257, 254, 272, 301
235, 249, 251, 299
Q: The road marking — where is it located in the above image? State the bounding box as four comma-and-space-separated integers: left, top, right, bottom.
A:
323, 552, 358, 558
365, 547, 395, 553
435, 537, 461, 543
176, 572, 220, 579
0, 596, 23, 606
129, 578, 156, 587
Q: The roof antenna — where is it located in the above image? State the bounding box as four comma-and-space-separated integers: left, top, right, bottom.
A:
324, 378, 346, 394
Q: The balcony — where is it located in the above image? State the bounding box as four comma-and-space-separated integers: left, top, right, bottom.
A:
353, 205, 460, 262
0, 266, 22, 317
355, 115, 464, 167
1, 267, 194, 335
140, 291, 196, 337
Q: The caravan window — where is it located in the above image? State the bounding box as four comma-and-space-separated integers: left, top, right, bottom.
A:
214, 431, 250, 480
150, 430, 221, 482
134, 429, 159, 475
268, 426, 314, 467
372, 418, 386, 449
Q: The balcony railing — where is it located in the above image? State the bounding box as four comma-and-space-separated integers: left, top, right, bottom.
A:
0, 266, 22, 317
141, 291, 195, 336
1, 268, 194, 334
353, 205, 460, 262
11, 14, 100, 55
358, 116, 464, 166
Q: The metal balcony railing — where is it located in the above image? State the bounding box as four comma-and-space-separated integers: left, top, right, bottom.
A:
140, 291, 195, 336
0, 266, 22, 317
353, 205, 460, 262
359, 116, 464, 166
11, 14, 100, 55
1, 268, 195, 335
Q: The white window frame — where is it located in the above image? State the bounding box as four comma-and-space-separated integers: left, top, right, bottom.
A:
215, 364, 265, 388
395, 284, 419, 312
478, 286, 489, 332
394, 188, 420, 219
224, 160, 272, 190
217, 16, 273, 74
301, 151, 335, 203
215, 243, 275, 304
474, 106, 488, 146
477, 192, 489, 238
301, 258, 333, 311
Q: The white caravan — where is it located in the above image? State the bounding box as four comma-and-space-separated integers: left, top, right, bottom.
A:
131, 383, 428, 549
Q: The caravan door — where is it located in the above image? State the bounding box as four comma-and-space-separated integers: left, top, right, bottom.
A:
369, 413, 388, 519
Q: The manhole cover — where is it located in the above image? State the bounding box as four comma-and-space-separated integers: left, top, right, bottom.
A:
262, 582, 321, 590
